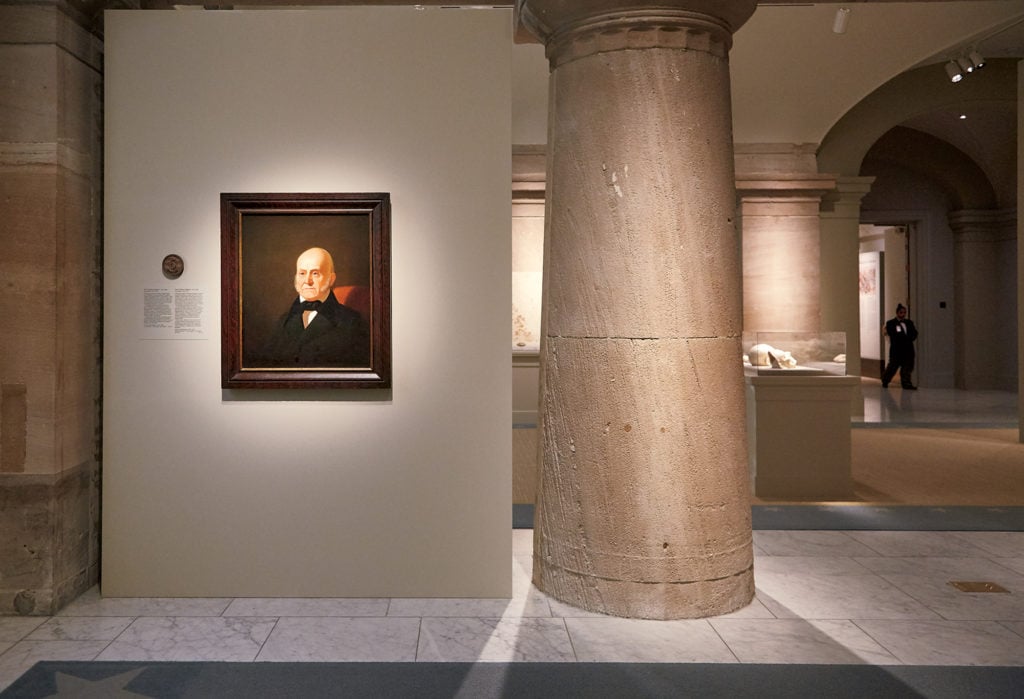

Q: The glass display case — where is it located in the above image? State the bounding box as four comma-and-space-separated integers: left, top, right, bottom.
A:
741, 331, 847, 377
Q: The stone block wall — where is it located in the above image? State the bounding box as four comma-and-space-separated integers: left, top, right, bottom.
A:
0, 2, 103, 615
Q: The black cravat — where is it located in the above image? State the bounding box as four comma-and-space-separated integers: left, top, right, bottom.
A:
300, 300, 322, 329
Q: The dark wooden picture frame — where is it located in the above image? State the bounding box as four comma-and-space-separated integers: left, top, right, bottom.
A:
221, 192, 391, 389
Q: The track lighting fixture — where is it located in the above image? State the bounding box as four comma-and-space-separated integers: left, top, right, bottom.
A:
945, 61, 963, 83
944, 49, 984, 83
942, 16, 1023, 84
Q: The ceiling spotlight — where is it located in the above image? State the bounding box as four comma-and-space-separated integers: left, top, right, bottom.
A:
968, 50, 985, 70
832, 7, 850, 34
956, 56, 975, 73
945, 61, 963, 83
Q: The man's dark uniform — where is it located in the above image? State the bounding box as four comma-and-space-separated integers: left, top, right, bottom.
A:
882, 313, 917, 388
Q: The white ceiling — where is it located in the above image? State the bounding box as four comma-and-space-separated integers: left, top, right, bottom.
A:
116, 1, 1024, 193
729, 2, 1024, 144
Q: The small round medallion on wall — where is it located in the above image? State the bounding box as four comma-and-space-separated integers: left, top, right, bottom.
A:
162, 254, 184, 280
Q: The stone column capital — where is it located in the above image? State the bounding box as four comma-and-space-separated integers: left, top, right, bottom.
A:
948, 207, 1017, 228
819, 175, 875, 218
949, 208, 1017, 242
516, 0, 757, 65
735, 173, 838, 202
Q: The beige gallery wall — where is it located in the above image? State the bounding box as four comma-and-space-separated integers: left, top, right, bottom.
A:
103, 8, 512, 597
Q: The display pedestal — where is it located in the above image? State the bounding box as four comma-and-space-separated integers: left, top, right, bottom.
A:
746, 375, 859, 499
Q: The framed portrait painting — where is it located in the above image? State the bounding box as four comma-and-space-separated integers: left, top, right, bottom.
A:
221, 192, 391, 389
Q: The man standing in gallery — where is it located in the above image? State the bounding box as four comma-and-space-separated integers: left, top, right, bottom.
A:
260, 247, 370, 368
882, 303, 918, 390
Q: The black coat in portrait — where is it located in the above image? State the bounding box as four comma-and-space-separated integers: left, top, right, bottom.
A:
260, 293, 370, 368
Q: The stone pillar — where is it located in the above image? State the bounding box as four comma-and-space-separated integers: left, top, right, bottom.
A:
735, 155, 837, 334
819, 177, 873, 378
820, 176, 874, 415
950, 209, 1018, 391
0, 2, 103, 615
517, 0, 757, 619
1019, 59, 1024, 442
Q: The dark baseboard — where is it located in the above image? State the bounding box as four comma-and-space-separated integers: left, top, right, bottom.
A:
860, 357, 884, 379
514, 504, 1024, 531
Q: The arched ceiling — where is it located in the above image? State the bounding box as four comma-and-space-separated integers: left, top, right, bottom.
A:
863, 125, 997, 209
818, 57, 1017, 208
900, 99, 1017, 208
729, 2, 1024, 145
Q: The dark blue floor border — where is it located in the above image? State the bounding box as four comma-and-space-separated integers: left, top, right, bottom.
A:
513, 504, 1024, 531
5, 661, 1023, 699
851, 421, 1018, 429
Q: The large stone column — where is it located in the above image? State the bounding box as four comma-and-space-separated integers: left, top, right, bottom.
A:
518, 0, 757, 619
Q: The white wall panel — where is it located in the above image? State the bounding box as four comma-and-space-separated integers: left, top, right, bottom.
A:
104, 8, 511, 597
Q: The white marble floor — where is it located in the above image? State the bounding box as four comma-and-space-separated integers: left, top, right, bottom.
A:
2, 529, 1023, 691
857, 384, 1018, 427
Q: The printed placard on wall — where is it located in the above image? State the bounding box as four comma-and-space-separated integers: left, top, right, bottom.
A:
221, 193, 391, 389
142, 286, 210, 340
